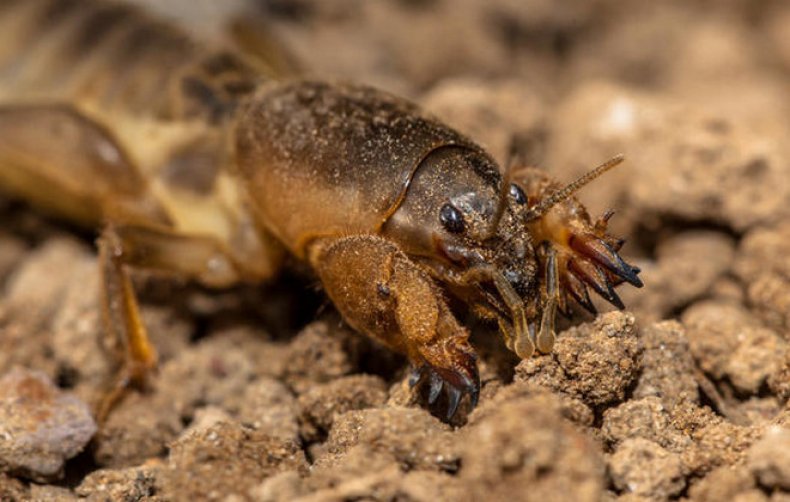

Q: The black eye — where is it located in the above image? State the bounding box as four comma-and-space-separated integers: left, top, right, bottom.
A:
439, 203, 465, 233
509, 183, 527, 205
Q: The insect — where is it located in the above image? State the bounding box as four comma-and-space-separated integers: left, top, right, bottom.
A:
0, 0, 641, 419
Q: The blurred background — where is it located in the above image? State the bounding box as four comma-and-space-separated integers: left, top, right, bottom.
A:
132, 0, 790, 101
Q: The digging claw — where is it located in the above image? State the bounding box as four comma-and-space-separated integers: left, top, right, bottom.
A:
410, 359, 481, 420
469, 383, 480, 409
570, 234, 643, 288
564, 229, 641, 312
604, 280, 626, 310
573, 263, 625, 310
566, 271, 597, 315
428, 372, 444, 404
446, 386, 462, 420
408, 366, 423, 388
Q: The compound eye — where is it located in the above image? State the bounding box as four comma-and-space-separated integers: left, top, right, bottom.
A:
510, 183, 527, 205
439, 203, 465, 234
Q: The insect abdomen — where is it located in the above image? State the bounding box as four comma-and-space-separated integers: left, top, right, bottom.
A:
0, 0, 263, 122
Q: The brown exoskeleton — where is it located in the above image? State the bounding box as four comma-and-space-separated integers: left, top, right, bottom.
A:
0, 0, 641, 419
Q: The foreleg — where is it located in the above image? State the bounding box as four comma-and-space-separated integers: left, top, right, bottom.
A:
308, 235, 479, 417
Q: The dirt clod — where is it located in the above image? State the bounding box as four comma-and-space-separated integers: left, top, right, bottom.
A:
461, 391, 605, 502
747, 426, 790, 491
686, 465, 765, 502
634, 321, 699, 409
0, 367, 96, 481
734, 223, 790, 335
626, 232, 735, 323
314, 407, 457, 472
238, 377, 300, 442
161, 419, 307, 500
298, 374, 388, 441
515, 311, 640, 408
75, 465, 161, 501
0, 472, 29, 500
683, 302, 785, 395
602, 397, 691, 453
609, 437, 686, 499
280, 321, 358, 394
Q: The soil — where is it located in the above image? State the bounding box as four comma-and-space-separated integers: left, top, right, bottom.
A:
1, 0, 790, 501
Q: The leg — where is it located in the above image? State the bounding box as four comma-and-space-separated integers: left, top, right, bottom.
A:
0, 104, 155, 418
96, 226, 157, 421
95, 222, 251, 420
308, 235, 479, 417
536, 243, 559, 354
0, 103, 288, 418
443, 264, 537, 360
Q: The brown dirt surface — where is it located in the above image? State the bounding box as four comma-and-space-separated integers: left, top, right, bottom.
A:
1, 0, 790, 501
0, 368, 96, 482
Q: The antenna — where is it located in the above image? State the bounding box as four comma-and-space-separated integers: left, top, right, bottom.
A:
523, 154, 625, 221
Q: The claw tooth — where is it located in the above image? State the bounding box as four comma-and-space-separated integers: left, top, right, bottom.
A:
446, 386, 462, 419
605, 270, 625, 287
468, 366, 481, 408
571, 261, 625, 310
609, 260, 642, 288
408, 366, 424, 388
605, 281, 626, 310
469, 385, 480, 409
581, 297, 598, 315
570, 259, 609, 298
577, 288, 598, 315
600, 241, 642, 287
571, 235, 643, 288
623, 268, 643, 288
565, 271, 595, 314
428, 373, 443, 405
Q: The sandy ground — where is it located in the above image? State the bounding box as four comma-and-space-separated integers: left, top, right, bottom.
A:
1, 0, 790, 500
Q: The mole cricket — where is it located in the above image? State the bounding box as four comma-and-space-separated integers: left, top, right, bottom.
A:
0, 0, 641, 419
